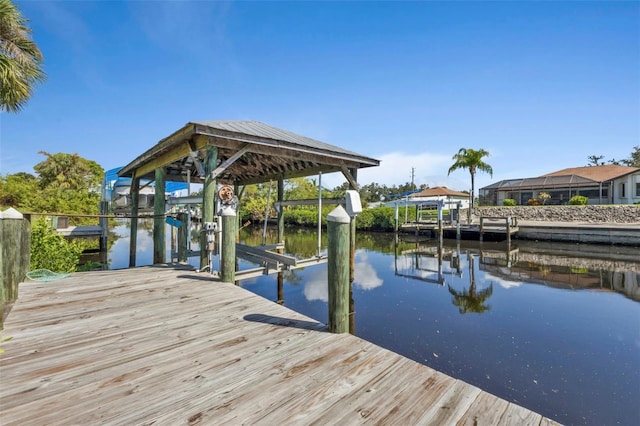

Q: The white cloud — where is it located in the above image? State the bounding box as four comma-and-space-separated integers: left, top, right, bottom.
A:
353, 252, 383, 290
484, 272, 524, 289
303, 269, 328, 302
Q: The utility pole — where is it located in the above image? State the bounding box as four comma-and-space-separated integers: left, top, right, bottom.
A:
411, 167, 415, 190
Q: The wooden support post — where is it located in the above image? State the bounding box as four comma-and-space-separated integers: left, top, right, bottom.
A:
129, 176, 140, 267
99, 201, 108, 254
348, 168, 357, 284
153, 167, 166, 264
277, 178, 284, 244
177, 212, 188, 262
327, 205, 350, 333
479, 216, 484, 243
348, 167, 358, 333
506, 216, 511, 245
221, 214, 236, 283
234, 183, 241, 243
437, 202, 443, 242
201, 147, 217, 269
394, 202, 399, 233
0, 208, 30, 327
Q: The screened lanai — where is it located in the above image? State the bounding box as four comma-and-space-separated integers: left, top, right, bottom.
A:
479, 175, 610, 206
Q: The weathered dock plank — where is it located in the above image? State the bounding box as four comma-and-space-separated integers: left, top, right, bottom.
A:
0, 266, 559, 425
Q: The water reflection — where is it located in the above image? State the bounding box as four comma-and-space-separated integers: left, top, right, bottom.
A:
448, 253, 494, 314
232, 227, 640, 426
393, 237, 462, 285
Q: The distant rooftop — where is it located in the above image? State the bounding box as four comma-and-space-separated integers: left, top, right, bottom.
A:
409, 186, 469, 198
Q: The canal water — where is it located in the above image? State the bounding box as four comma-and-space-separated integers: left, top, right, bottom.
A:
106, 220, 640, 425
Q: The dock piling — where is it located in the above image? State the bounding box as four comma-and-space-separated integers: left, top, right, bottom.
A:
0, 208, 30, 325
327, 206, 350, 333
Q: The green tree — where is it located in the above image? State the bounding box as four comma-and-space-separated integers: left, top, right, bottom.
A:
0, 171, 38, 207
1, 153, 104, 222
30, 152, 104, 219
447, 148, 493, 213
621, 146, 640, 168
34, 151, 103, 192
0, 0, 45, 112
30, 218, 83, 273
587, 155, 605, 166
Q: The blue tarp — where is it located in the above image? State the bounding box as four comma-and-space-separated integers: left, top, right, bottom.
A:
103, 166, 188, 194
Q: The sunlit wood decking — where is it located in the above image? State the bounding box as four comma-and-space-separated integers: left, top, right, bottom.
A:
0, 266, 558, 425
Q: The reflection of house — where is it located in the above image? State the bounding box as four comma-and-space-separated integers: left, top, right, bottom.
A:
479, 165, 640, 205
399, 186, 470, 209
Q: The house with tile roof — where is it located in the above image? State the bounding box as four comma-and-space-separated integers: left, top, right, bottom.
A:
479, 165, 640, 205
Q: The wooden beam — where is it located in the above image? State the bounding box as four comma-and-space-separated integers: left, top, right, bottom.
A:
136, 138, 209, 179
210, 144, 251, 180
274, 198, 344, 208
236, 243, 298, 266
341, 166, 359, 190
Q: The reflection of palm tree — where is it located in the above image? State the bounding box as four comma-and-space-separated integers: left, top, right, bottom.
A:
448, 252, 493, 314
283, 269, 303, 286
448, 284, 493, 314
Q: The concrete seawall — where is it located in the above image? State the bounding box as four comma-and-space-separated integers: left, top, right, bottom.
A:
469, 205, 640, 246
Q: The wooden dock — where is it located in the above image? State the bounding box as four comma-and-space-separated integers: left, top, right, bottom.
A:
401, 216, 519, 242
0, 266, 558, 425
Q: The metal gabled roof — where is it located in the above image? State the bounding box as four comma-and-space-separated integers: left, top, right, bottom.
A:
118, 120, 380, 186
193, 120, 366, 159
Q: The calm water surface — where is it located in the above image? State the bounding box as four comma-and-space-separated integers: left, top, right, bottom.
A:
108, 221, 640, 425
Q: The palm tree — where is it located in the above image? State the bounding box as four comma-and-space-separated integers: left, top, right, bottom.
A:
447, 148, 493, 219
0, 0, 45, 113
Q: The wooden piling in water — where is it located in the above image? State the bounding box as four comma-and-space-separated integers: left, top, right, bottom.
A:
129, 176, 140, 267
177, 213, 188, 262
201, 147, 217, 269
327, 205, 350, 333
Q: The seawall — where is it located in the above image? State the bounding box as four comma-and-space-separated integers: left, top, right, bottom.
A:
468, 205, 640, 245
471, 205, 640, 223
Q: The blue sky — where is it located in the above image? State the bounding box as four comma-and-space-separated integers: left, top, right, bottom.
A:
1, 0, 638, 193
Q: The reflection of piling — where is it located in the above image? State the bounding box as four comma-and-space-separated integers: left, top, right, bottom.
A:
277, 272, 284, 304
349, 282, 355, 335
327, 206, 350, 333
